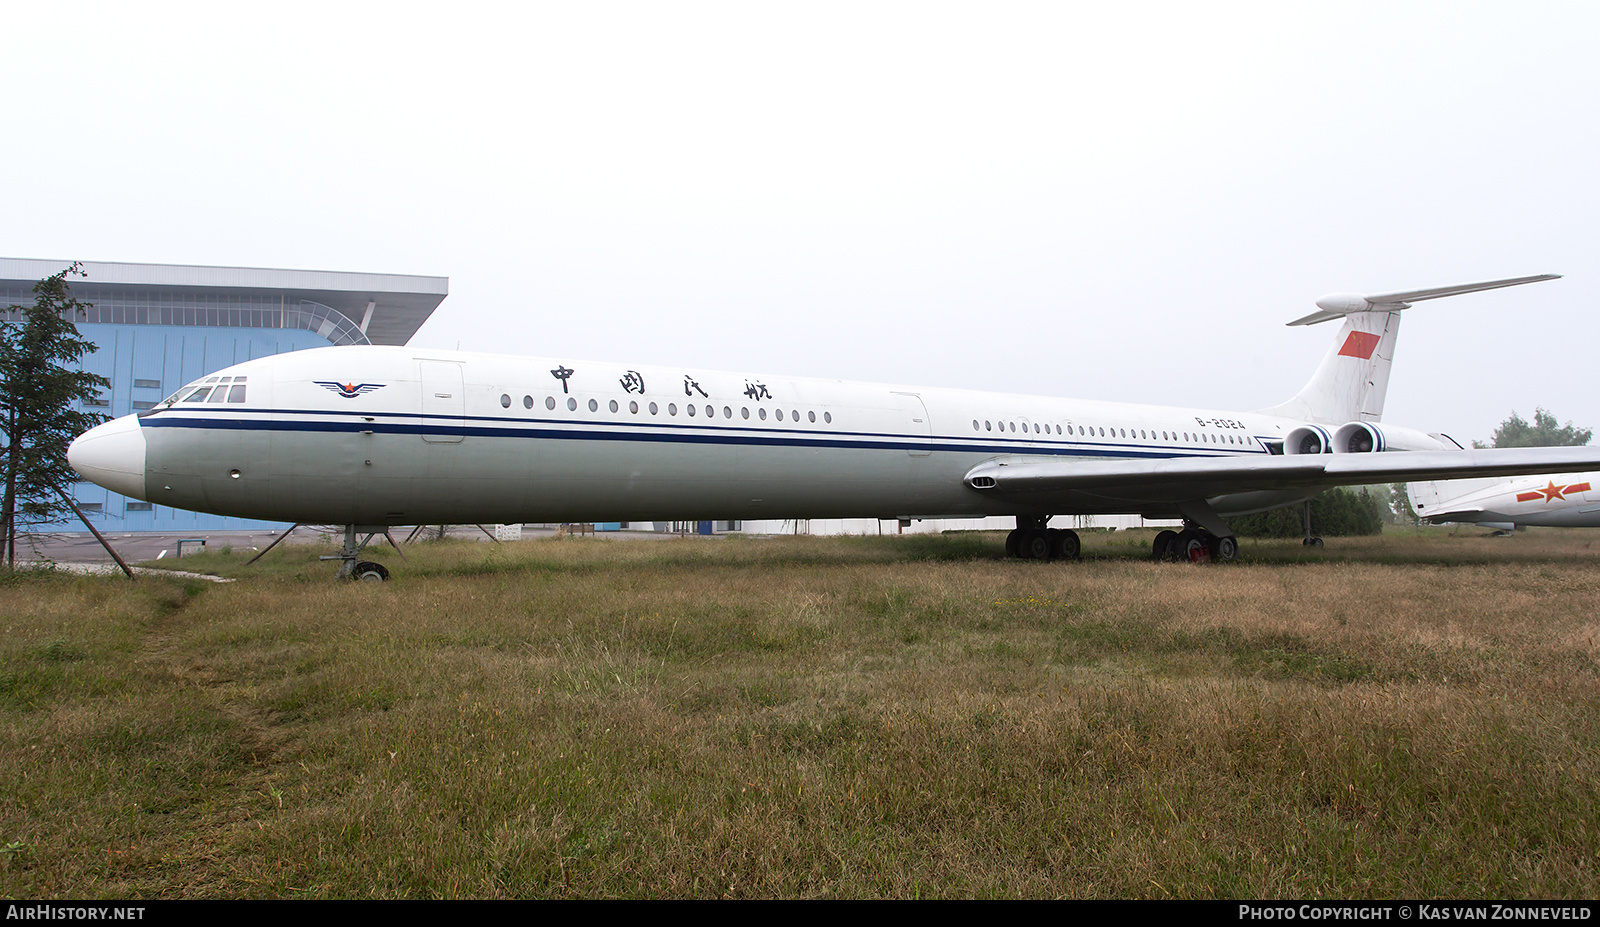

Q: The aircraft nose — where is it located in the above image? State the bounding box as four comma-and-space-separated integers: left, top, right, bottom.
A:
68, 414, 148, 499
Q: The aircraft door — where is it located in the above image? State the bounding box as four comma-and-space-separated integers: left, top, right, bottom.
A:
892, 392, 932, 457
419, 360, 465, 444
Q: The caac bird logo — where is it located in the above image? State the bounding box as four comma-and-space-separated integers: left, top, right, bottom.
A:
315, 380, 386, 399
1516, 481, 1591, 503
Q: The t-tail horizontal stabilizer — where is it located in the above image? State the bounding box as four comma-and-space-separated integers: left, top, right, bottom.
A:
1285, 274, 1561, 327
1258, 274, 1560, 426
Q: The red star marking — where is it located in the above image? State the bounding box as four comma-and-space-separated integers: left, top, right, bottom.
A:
1517, 481, 1585, 503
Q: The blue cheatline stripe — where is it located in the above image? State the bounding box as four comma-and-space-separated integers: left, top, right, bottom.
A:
140, 407, 1269, 462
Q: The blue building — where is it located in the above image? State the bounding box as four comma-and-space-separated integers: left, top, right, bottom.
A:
1, 258, 448, 531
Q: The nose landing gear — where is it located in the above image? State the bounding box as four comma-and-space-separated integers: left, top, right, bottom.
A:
320, 524, 401, 581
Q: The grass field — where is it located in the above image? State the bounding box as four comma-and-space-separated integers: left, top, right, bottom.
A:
1, 527, 1597, 898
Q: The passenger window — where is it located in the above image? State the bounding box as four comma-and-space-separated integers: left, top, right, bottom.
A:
523, 395, 534, 409
629, 401, 639, 414
741, 407, 749, 419
501, 394, 511, 408
724, 406, 733, 418
668, 403, 678, 415
546, 396, 556, 410
687, 404, 696, 416
589, 399, 599, 412
824, 412, 832, 424
609, 400, 619, 413
808, 411, 816, 423
758, 408, 766, 420
776, 409, 784, 421
567, 398, 577, 411
648, 402, 657, 414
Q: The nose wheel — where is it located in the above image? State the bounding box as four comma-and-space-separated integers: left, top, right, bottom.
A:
320, 525, 397, 581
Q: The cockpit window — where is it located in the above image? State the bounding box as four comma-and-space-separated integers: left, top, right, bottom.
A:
166, 374, 249, 405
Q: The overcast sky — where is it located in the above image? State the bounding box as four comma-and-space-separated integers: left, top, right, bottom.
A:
5, 1, 1596, 444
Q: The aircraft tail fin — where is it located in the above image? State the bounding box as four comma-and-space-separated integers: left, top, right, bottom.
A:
1255, 274, 1559, 424
1406, 476, 1499, 519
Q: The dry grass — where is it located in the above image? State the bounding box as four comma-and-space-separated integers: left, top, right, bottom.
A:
0, 527, 1596, 898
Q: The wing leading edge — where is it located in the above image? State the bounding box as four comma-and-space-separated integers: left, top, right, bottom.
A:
962, 446, 1600, 508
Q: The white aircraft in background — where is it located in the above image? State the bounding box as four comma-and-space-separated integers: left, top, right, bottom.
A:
1408, 472, 1600, 531
69, 273, 1600, 579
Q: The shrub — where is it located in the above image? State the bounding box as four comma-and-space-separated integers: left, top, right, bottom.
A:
1231, 487, 1386, 538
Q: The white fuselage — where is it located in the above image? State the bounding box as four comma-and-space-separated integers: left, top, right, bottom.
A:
80, 345, 1310, 527
70, 274, 1600, 544
1409, 473, 1600, 529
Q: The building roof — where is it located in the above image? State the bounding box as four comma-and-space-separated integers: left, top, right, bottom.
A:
0, 257, 448, 346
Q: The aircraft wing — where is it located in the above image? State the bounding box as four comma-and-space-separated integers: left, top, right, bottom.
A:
962, 445, 1600, 506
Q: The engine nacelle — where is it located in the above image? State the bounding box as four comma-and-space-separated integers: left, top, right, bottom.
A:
1330, 421, 1449, 453
1285, 424, 1332, 455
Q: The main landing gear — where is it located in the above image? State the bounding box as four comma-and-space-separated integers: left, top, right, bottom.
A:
1151, 523, 1239, 563
320, 524, 398, 581
1300, 501, 1324, 548
1004, 518, 1082, 561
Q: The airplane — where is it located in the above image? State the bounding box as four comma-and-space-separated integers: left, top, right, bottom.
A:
67, 273, 1600, 580
1407, 472, 1600, 531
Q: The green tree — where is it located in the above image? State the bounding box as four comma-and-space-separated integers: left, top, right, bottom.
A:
1230, 486, 1386, 538
1386, 482, 1418, 525
0, 263, 109, 565
1472, 408, 1592, 449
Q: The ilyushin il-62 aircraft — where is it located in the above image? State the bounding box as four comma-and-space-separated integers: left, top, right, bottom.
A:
69, 273, 1600, 580
1408, 473, 1600, 532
